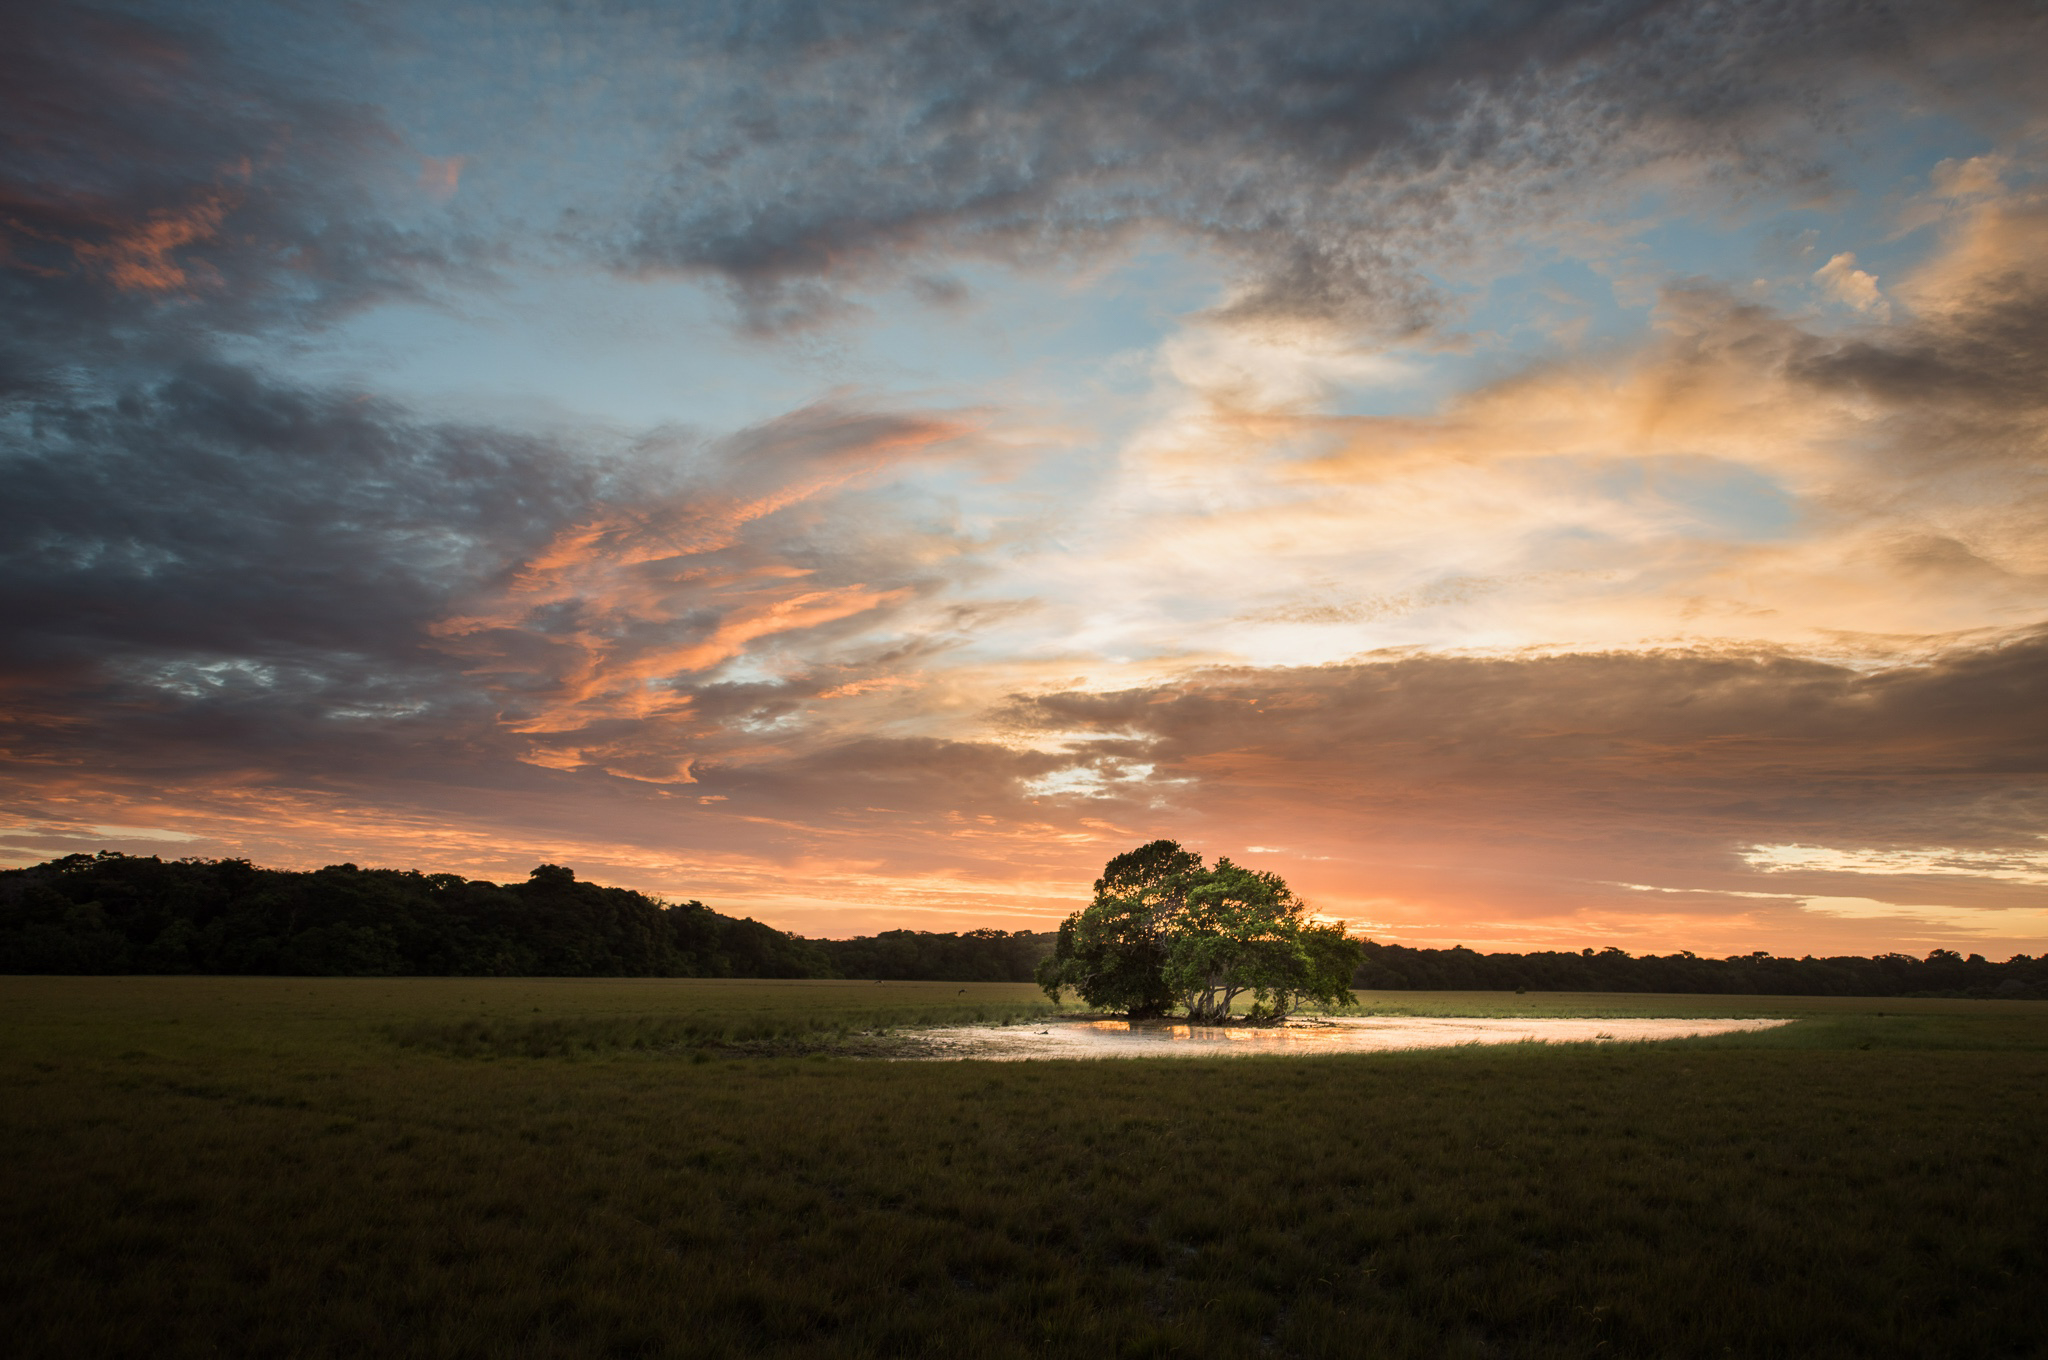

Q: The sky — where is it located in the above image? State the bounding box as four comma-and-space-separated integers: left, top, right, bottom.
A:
5, 0, 2048, 956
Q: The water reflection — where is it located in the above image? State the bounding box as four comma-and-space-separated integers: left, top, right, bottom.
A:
913, 1015, 1791, 1061
1084, 1020, 1342, 1043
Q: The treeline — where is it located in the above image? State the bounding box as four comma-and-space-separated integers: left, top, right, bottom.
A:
813, 929, 1055, 983
0, 852, 1054, 981
0, 853, 830, 978
5, 853, 2043, 995
1353, 941, 2048, 999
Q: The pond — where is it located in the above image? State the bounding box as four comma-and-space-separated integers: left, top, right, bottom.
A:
903, 1014, 1792, 1060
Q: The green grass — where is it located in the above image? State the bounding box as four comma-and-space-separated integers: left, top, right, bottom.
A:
3, 978, 2044, 1359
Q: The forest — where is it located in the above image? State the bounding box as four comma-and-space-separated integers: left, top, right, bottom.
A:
1354, 939, 2048, 999
0, 852, 1050, 982
1, 852, 2041, 997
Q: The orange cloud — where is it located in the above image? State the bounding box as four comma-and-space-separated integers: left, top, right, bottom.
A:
432, 504, 914, 737
663, 586, 908, 674
817, 674, 917, 699
1, 187, 234, 294
418, 155, 465, 201
495, 580, 908, 737
68, 191, 232, 292
430, 402, 979, 741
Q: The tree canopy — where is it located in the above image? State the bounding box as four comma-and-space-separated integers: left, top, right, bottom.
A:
1035, 841, 1363, 1021
0, 853, 831, 979
0, 853, 1051, 981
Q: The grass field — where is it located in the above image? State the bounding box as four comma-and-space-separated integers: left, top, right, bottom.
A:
4, 977, 2044, 1358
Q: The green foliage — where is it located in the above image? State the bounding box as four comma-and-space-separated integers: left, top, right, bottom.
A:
1037, 841, 1365, 1020
1034, 840, 1197, 1017
1284, 921, 1369, 1016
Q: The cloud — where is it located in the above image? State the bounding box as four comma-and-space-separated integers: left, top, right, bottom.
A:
584, 0, 2048, 334
1812, 252, 1888, 316
0, 361, 596, 676
1055, 181, 2048, 668
0, 7, 1034, 902
417, 155, 465, 202
5, 0, 2048, 954
1003, 629, 2048, 919
1800, 193, 2048, 424
425, 399, 985, 743
1745, 843, 2048, 886
63, 191, 235, 294
1930, 153, 2008, 202
0, 2, 473, 367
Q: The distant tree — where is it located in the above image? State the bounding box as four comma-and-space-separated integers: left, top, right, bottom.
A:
1036, 841, 1363, 1021
1343, 940, 2047, 999
812, 927, 1057, 982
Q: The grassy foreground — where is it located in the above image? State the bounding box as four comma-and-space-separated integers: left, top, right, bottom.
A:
3, 978, 2044, 1359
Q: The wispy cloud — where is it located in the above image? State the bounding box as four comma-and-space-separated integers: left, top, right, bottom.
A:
1745, 843, 2048, 886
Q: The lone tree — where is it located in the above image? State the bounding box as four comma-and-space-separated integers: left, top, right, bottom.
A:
1035, 840, 1363, 1021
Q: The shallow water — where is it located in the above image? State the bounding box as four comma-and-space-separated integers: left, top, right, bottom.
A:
906, 1014, 1792, 1060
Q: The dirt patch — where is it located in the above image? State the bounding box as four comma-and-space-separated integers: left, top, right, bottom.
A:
898, 1014, 1792, 1060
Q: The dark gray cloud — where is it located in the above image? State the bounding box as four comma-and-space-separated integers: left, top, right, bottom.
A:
596, 0, 2048, 332
0, 4, 988, 817
1605, 242, 2048, 573
1796, 212, 2048, 397
0, 3, 532, 773
0, 373, 623, 851
0, 10, 847, 740
0, 372, 999, 793
0, 0, 473, 379
1003, 632, 2048, 895
0, 360, 594, 677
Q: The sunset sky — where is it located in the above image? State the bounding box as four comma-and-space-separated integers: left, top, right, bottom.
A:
5, 0, 2047, 955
